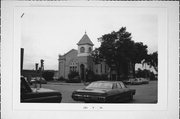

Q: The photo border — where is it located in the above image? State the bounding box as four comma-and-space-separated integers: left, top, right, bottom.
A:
2, 1, 179, 119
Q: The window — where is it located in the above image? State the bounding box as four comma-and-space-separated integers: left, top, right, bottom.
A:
116, 83, 122, 89
70, 60, 78, 72
86, 82, 113, 89
70, 66, 72, 71
112, 83, 117, 89
89, 47, 92, 52
119, 82, 126, 88
80, 47, 85, 53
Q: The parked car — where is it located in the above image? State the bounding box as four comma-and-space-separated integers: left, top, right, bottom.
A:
123, 78, 135, 85
140, 78, 149, 84
30, 77, 47, 85
131, 78, 149, 85
21, 76, 62, 103
131, 78, 143, 85
72, 81, 136, 103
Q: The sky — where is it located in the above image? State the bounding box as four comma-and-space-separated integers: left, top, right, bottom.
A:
21, 7, 158, 70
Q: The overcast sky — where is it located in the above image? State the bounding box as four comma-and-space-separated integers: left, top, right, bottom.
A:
21, 7, 158, 70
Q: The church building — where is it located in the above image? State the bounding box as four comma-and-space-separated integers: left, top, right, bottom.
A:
58, 32, 133, 81
58, 32, 110, 80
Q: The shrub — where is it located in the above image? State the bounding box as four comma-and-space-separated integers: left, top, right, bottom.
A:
89, 74, 108, 82
135, 68, 157, 80
57, 76, 66, 82
68, 71, 79, 79
101, 74, 108, 80
42, 71, 54, 81
150, 72, 157, 80
86, 70, 95, 82
66, 71, 81, 83
66, 76, 81, 83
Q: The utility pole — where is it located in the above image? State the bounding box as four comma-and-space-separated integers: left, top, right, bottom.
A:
39, 59, 44, 88
20, 48, 24, 75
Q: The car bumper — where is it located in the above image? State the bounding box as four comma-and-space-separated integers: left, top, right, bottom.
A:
72, 94, 106, 103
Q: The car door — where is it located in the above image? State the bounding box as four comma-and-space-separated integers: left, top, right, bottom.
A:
22, 91, 62, 103
116, 82, 128, 101
119, 82, 131, 100
109, 83, 125, 102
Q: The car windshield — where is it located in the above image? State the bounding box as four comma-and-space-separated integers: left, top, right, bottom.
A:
85, 82, 113, 89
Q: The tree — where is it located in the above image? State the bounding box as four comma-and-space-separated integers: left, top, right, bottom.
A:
144, 51, 158, 72
91, 48, 103, 64
131, 42, 148, 77
92, 27, 148, 80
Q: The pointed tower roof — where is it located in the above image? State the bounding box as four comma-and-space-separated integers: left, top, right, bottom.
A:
77, 32, 94, 46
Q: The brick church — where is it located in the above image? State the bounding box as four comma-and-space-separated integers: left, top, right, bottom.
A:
58, 32, 133, 81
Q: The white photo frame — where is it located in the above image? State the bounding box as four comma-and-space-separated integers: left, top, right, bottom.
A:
1, 1, 179, 119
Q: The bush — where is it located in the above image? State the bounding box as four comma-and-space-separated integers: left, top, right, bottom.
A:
150, 72, 157, 80
68, 71, 79, 80
135, 68, 157, 80
66, 76, 81, 83
89, 74, 108, 82
101, 74, 108, 80
86, 70, 95, 82
66, 71, 81, 83
42, 71, 54, 81
57, 76, 66, 82
93, 74, 101, 81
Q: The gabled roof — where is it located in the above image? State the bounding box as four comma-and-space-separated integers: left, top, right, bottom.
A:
63, 49, 77, 56
77, 32, 94, 46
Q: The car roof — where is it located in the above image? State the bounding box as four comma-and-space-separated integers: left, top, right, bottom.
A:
92, 81, 123, 83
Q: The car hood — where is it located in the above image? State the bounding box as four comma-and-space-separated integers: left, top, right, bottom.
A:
32, 88, 58, 93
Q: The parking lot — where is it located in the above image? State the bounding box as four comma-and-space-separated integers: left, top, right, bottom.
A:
40, 81, 157, 103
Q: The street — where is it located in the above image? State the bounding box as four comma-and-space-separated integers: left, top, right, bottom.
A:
40, 81, 157, 103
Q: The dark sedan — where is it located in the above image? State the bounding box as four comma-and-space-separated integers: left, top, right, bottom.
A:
21, 77, 62, 103
72, 81, 136, 103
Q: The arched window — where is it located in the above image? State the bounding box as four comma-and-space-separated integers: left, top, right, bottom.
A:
89, 47, 92, 52
80, 47, 85, 53
69, 60, 78, 72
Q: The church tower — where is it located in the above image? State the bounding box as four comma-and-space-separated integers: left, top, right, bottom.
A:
77, 32, 94, 80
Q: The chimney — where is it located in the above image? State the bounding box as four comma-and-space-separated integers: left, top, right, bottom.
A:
35, 63, 38, 71
40, 59, 44, 71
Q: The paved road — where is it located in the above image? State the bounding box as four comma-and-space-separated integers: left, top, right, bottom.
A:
40, 81, 157, 103
128, 81, 157, 103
